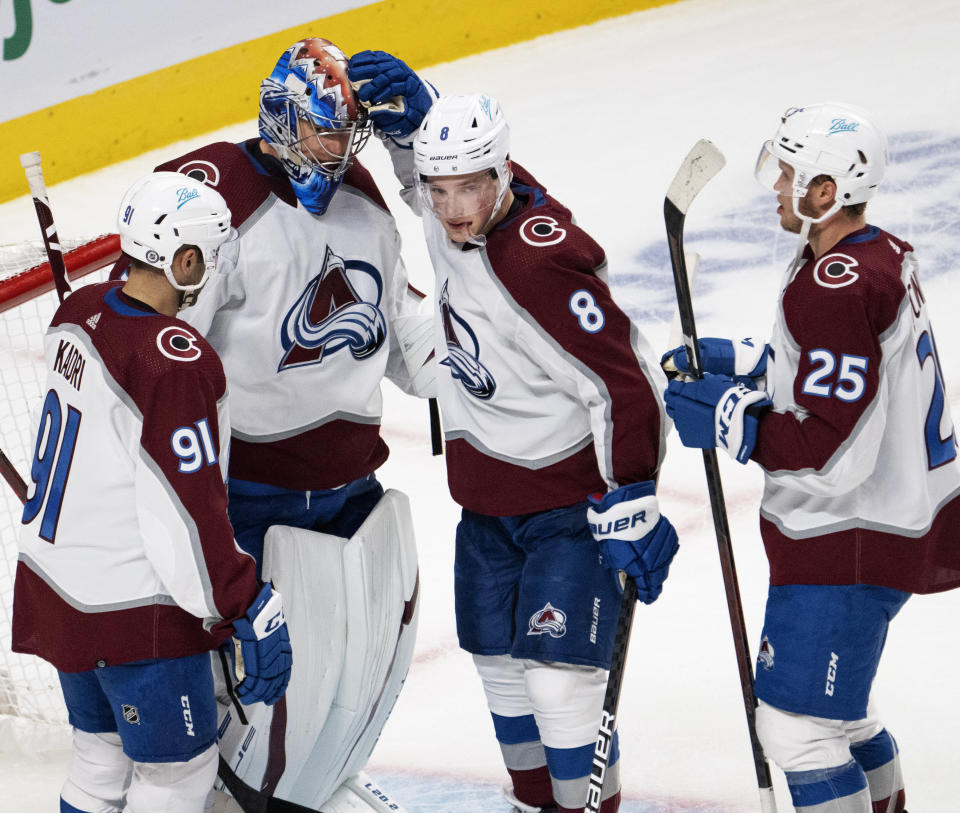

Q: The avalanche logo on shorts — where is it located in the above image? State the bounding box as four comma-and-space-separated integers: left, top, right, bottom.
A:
439, 280, 496, 399
528, 602, 567, 638
757, 635, 775, 671
278, 245, 386, 371
122, 704, 141, 725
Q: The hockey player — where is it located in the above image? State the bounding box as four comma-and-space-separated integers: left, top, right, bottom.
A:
663, 103, 960, 812
12, 171, 292, 813
116, 39, 430, 812
353, 73, 677, 812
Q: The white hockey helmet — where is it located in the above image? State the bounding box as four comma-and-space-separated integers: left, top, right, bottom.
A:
117, 171, 233, 307
755, 102, 888, 223
412, 94, 511, 237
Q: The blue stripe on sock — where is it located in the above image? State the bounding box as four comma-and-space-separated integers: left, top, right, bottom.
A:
491, 712, 541, 745
785, 760, 867, 807
850, 729, 898, 772
543, 732, 620, 781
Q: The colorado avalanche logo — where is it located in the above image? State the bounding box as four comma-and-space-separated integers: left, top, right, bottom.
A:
813, 253, 859, 288
757, 635, 775, 671
439, 280, 496, 399
278, 246, 386, 371
528, 603, 567, 639
175, 159, 221, 187
157, 325, 202, 362
519, 215, 566, 247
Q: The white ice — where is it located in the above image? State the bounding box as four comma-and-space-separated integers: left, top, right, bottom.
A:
2, 0, 960, 809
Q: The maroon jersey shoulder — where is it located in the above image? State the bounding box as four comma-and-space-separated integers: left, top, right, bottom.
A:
489, 163, 605, 275
341, 158, 389, 212
486, 162, 607, 317
786, 227, 909, 345
156, 141, 295, 226
53, 282, 226, 412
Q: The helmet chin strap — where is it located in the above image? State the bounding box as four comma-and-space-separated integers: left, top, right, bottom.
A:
788, 191, 843, 273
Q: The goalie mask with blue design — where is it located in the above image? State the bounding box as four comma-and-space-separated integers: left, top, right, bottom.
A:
259, 38, 370, 214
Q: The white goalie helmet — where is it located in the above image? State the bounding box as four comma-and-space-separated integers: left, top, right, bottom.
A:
117, 171, 234, 307
755, 102, 888, 224
412, 93, 511, 233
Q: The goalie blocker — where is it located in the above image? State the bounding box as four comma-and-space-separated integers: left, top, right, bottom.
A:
215, 489, 419, 812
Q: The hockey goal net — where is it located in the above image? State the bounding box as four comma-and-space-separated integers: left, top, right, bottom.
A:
0, 234, 120, 751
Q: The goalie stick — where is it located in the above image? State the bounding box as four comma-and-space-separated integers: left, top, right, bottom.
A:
20, 150, 72, 305
664, 140, 777, 813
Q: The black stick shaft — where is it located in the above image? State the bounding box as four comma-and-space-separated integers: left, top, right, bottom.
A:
664, 196, 776, 799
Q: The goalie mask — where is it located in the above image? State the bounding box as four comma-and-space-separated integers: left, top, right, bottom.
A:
117, 171, 234, 309
259, 38, 371, 215
755, 102, 888, 225
412, 93, 511, 244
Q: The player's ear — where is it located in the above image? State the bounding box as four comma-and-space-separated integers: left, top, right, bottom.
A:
814, 177, 838, 213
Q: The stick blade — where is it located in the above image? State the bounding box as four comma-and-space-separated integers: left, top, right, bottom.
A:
665, 139, 726, 215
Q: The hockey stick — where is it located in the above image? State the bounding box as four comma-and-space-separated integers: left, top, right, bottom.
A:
0, 450, 28, 504
664, 140, 777, 813
584, 250, 700, 812
20, 151, 72, 304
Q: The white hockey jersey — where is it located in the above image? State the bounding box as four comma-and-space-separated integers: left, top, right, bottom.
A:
753, 226, 960, 593
145, 140, 424, 490
13, 282, 260, 672
396, 154, 667, 516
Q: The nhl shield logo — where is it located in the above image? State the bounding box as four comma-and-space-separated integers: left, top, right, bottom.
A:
121, 704, 141, 725
528, 602, 567, 639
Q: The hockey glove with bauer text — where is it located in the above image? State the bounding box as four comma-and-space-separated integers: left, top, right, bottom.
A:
664, 373, 772, 463
661, 337, 769, 380
587, 481, 679, 604
348, 50, 435, 138
228, 583, 292, 706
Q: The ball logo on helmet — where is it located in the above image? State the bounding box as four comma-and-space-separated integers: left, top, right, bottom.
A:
827, 118, 859, 136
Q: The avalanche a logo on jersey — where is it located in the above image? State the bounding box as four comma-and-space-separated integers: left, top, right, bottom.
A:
813, 252, 859, 288
438, 280, 496, 399
757, 635, 775, 671
278, 245, 386, 371
528, 602, 567, 639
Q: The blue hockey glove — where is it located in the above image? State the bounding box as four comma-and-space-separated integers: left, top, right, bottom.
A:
228, 583, 292, 706
661, 337, 769, 379
347, 50, 434, 138
664, 373, 772, 463
586, 481, 679, 605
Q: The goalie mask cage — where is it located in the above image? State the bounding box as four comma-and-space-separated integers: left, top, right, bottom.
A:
0, 234, 120, 752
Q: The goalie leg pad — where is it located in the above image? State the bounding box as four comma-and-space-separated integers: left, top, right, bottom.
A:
319, 772, 409, 813
60, 730, 131, 813
217, 489, 419, 809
